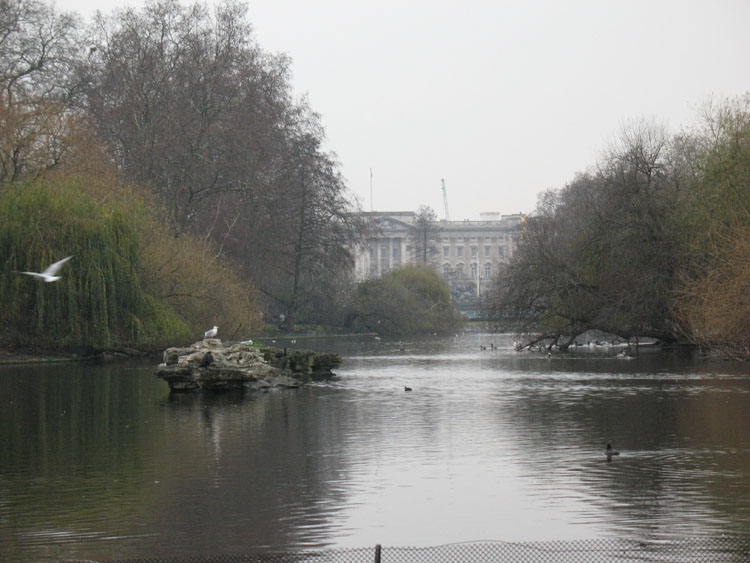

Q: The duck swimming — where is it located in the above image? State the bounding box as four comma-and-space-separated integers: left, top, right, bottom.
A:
606, 443, 620, 461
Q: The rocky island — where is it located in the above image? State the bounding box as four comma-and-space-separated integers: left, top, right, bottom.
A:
155, 338, 342, 392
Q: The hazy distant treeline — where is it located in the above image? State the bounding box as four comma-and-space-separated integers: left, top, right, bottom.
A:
0, 0, 368, 349
490, 100, 750, 360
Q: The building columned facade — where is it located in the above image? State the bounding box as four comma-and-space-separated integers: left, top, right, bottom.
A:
354, 211, 523, 296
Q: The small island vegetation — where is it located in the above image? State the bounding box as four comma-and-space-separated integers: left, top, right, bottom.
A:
344, 264, 462, 336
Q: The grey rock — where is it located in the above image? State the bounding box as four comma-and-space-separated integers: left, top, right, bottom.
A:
156, 339, 305, 392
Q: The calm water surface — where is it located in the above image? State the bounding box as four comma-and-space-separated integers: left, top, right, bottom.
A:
1, 332, 749, 560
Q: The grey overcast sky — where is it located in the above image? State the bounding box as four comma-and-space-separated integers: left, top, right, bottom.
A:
58, 0, 750, 220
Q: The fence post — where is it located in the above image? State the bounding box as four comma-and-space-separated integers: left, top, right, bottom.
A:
374, 543, 381, 563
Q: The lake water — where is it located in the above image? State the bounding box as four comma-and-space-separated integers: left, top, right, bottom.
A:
1, 332, 749, 561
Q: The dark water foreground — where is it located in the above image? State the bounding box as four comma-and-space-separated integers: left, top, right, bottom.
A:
1, 333, 749, 561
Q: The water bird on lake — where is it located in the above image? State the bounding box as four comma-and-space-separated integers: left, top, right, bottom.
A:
17, 255, 73, 282
204, 325, 218, 338
404, 386, 412, 392
240, 339, 253, 345
479, 345, 487, 350
606, 444, 620, 461
199, 351, 214, 368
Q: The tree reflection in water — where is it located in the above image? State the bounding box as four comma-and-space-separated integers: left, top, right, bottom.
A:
1, 336, 749, 560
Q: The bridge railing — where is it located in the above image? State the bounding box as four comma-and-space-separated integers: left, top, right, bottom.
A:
114, 537, 750, 562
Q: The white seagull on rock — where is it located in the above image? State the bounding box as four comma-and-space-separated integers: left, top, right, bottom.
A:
18, 256, 73, 282
204, 325, 218, 338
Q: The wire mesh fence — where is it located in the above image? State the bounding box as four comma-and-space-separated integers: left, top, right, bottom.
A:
111, 537, 750, 563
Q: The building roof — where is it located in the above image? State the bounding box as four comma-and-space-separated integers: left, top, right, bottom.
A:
361, 211, 523, 234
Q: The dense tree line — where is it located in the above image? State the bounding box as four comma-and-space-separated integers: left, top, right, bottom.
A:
491, 101, 750, 359
1, 0, 367, 350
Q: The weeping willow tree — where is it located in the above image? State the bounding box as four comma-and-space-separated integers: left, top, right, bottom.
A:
0, 178, 191, 351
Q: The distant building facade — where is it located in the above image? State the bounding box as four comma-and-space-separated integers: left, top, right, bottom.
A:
354, 211, 523, 296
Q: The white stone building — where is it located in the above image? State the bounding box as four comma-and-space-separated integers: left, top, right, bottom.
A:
354, 211, 523, 296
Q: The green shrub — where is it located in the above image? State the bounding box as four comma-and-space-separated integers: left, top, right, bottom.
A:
346, 264, 462, 335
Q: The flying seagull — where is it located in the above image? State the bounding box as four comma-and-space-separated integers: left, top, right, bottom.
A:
204, 325, 218, 338
17, 256, 73, 282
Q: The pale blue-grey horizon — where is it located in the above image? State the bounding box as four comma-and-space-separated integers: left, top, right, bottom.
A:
59, 0, 750, 220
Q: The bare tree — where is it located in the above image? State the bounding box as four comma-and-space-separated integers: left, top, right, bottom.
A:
491, 120, 684, 347
79, 0, 370, 328
239, 113, 367, 330
0, 0, 79, 102
0, 0, 80, 182
82, 0, 289, 233
408, 205, 439, 264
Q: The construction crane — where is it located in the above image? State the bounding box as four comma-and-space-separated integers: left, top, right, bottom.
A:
441, 178, 450, 221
